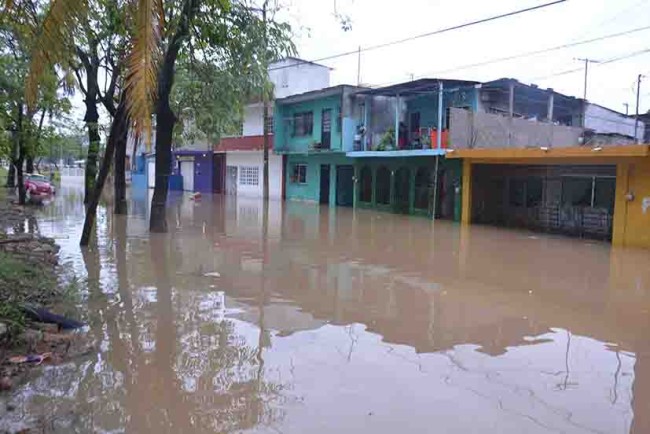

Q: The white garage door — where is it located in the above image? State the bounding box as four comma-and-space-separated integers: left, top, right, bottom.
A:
147, 160, 155, 188
180, 161, 194, 191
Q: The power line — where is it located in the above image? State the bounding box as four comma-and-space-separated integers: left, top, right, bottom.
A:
268, 0, 567, 72
568, 0, 650, 42
530, 48, 650, 81
378, 25, 650, 86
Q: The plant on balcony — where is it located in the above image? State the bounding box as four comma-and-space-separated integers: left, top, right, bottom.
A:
377, 128, 395, 151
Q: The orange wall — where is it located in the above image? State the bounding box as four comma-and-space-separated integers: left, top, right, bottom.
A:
613, 158, 650, 248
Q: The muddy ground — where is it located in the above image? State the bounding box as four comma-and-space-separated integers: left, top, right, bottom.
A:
0, 200, 88, 395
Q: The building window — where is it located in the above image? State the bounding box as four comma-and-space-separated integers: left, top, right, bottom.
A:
509, 177, 543, 208
239, 166, 259, 186
264, 115, 274, 134
292, 112, 313, 137
292, 164, 307, 184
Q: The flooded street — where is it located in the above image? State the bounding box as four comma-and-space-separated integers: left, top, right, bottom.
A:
3, 182, 650, 433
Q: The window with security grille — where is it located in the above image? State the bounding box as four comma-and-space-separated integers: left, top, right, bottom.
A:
264, 115, 274, 134
239, 166, 259, 186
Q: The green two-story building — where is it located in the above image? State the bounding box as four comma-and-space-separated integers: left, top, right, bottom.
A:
274, 79, 480, 221
274, 85, 362, 207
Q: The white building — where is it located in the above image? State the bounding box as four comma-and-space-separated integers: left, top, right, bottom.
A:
217, 57, 331, 199
585, 103, 645, 144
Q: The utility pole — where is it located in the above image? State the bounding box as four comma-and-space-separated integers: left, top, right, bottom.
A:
634, 74, 644, 143
356, 46, 361, 86
575, 58, 600, 128
262, 0, 270, 200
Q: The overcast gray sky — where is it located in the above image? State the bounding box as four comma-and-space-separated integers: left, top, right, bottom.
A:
282, 0, 650, 114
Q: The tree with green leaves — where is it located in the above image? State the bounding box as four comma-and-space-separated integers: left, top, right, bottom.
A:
146, 0, 294, 232
0, 5, 72, 204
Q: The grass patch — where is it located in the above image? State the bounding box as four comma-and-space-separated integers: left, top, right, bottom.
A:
0, 251, 58, 338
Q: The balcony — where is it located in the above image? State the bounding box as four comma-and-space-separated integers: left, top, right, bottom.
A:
346, 127, 448, 158
215, 135, 274, 152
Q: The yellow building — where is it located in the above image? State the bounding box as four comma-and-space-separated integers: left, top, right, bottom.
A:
448, 145, 650, 248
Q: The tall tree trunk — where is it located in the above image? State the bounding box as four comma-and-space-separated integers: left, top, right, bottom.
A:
6, 162, 15, 188
80, 94, 128, 246
149, 0, 199, 233
85, 109, 100, 204
13, 105, 26, 205
25, 156, 34, 174
114, 112, 129, 215
82, 51, 100, 204
262, 2, 269, 201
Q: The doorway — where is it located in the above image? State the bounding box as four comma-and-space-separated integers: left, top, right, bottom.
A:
320, 164, 330, 204
226, 166, 237, 196
321, 109, 332, 150
147, 160, 155, 188
213, 153, 225, 193
180, 160, 194, 191
336, 165, 354, 206
394, 167, 410, 213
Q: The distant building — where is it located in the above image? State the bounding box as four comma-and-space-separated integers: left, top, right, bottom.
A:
215, 57, 332, 199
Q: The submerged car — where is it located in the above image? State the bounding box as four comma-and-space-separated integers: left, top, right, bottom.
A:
25, 173, 56, 198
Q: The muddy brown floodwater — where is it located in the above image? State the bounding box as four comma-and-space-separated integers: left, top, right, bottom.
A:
1, 182, 650, 433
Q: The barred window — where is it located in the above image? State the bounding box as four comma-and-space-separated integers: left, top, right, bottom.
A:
239, 166, 259, 186
292, 112, 313, 137
264, 115, 274, 134
292, 164, 307, 184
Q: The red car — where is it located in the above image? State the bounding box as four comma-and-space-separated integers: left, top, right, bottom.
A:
25, 173, 56, 198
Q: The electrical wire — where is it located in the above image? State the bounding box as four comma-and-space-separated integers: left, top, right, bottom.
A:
530, 47, 650, 81
268, 0, 567, 72
404, 25, 650, 80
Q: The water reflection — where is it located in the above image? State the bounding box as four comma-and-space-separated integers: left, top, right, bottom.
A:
2, 184, 650, 433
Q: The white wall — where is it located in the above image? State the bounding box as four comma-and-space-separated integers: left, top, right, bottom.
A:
243, 104, 266, 136
585, 104, 644, 141
225, 151, 283, 199
237, 59, 331, 139
268, 58, 330, 99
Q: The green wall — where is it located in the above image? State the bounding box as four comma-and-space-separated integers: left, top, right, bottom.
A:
286, 154, 354, 205
353, 156, 462, 220
275, 95, 343, 152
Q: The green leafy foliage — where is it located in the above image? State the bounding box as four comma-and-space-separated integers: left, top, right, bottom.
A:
170, 0, 295, 147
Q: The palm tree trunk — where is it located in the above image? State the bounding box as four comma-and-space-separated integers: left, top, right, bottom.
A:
149, 0, 199, 233
80, 94, 128, 246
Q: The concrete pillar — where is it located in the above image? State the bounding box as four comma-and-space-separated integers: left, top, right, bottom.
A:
461, 159, 473, 225
508, 81, 515, 118
353, 164, 359, 208
390, 168, 396, 210
408, 167, 415, 215
371, 165, 376, 206
363, 98, 369, 151
329, 163, 337, 207
395, 94, 400, 150
437, 81, 444, 149
547, 89, 555, 122
612, 162, 630, 247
